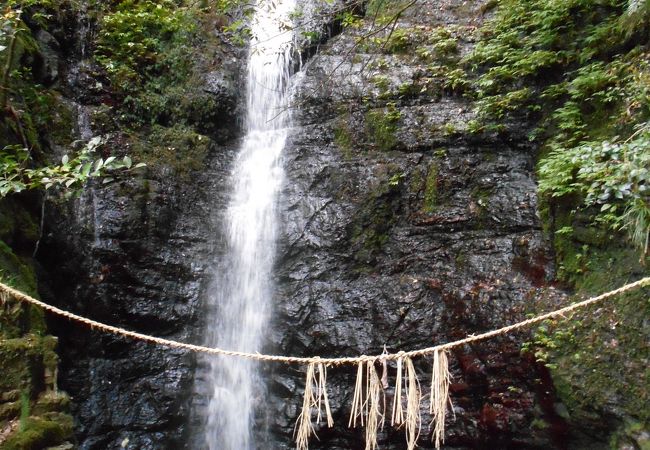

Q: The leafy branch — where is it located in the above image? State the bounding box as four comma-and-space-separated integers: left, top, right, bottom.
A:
0, 136, 145, 197
539, 127, 650, 259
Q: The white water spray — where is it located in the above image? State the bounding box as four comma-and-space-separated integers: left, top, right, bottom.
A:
205, 1, 296, 448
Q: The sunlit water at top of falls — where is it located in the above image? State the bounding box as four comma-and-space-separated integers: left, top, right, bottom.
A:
205, 0, 297, 449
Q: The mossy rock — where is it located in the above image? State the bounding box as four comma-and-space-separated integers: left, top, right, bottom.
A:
422, 161, 439, 214
610, 420, 650, 450
33, 392, 70, 416
130, 124, 210, 178
0, 199, 40, 246
533, 242, 650, 443
2, 414, 74, 450
364, 104, 401, 152
1, 390, 21, 403
0, 399, 21, 421
0, 335, 59, 394
348, 173, 402, 264
0, 241, 38, 297
0, 240, 47, 338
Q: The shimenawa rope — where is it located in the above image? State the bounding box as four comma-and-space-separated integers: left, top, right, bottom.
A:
1, 277, 648, 450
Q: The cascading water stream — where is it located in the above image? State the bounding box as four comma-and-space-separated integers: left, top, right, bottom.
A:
205, 1, 296, 448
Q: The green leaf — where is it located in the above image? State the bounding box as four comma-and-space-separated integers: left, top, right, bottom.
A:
81, 162, 92, 177
94, 159, 104, 172
88, 136, 102, 149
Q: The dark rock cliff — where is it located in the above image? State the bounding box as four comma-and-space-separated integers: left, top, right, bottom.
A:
34, 4, 245, 449
31, 0, 576, 449
266, 1, 567, 448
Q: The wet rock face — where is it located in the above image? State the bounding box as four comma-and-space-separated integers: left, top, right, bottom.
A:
266, 1, 564, 448
39, 151, 237, 449
36, 1, 566, 448
34, 5, 244, 447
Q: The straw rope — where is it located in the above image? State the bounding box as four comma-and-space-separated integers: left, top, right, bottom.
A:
2, 277, 648, 450
0, 277, 648, 365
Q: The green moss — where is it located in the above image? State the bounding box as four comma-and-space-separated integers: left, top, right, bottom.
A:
531, 209, 649, 441
469, 186, 491, 225
455, 251, 469, 269
610, 420, 650, 450
131, 124, 210, 178
30, 91, 75, 146
32, 392, 70, 416
0, 200, 40, 247
423, 162, 438, 214
543, 284, 650, 422
0, 239, 48, 337
2, 414, 73, 450
333, 114, 354, 158
0, 400, 21, 421
0, 241, 37, 296
364, 103, 401, 152
349, 172, 402, 264
0, 336, 58, 393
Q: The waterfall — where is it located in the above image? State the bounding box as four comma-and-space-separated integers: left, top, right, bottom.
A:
205, 1, 296, 448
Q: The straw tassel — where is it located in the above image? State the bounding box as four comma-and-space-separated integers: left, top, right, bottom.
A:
391, 355, 404, 426
404, 357, 421, 450
430, 349, 452, 449
316, 362, 334, 427
349, 359, 386, 450
349, 361, 366, 428
391, 354, 422, 450
295, 359, 334, 450
0, 288, 11, 305
364, 360, 385, 450
380, 346, 389, 389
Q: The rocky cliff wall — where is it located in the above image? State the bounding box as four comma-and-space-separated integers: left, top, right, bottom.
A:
265, 1, 568, 448
17, 0, 638, 449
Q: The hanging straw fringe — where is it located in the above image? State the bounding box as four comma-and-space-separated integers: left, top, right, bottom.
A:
348, 359, 385, 450
391, 355, 421, 450
295, 359, 334, 450
317, 362, 334, 427
1, 279, 648, 449
349, 361, 366, 428
381, 347, 389, 389
404, 357, 421, 450
430, 349, 452, 449
365, 361, 384, 450
391, 355, 405, 426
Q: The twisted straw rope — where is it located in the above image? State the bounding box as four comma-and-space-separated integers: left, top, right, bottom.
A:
1, 277, 648, 365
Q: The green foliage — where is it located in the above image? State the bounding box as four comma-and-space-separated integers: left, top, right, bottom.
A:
383, 28, 413, 53
95, 0, 191, 94
0, 137, 145, 197
19, 390, 29, 431
333, 114, 354, 157
467, 0, 650, 260
466, 0, 647, 126
539, 129, 650, 257
130, 124, 209, 177
365, 102, 401, 151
